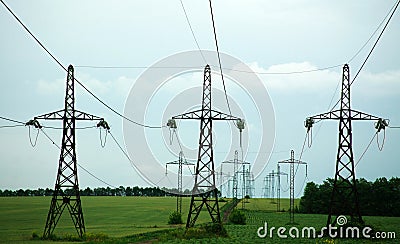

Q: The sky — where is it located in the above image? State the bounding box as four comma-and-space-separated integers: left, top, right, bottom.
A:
0, 0, 399, 198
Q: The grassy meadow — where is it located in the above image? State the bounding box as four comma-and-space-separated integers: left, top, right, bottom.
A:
0, 197, 399, 243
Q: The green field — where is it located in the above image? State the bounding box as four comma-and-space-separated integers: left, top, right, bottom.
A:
0, 197, 399, 243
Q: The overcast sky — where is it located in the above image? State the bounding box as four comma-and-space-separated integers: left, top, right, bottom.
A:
1, 0, 399, 198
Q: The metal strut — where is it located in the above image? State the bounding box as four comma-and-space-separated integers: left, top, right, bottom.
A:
168, 65, 244, 228
28, 65, 109, 238
304, 64, 388, 227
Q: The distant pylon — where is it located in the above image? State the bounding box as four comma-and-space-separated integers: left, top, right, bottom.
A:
168, 65, 244, 228
28, 65, 109, 238
278, 150, 307, 224
166, 151, 195, 214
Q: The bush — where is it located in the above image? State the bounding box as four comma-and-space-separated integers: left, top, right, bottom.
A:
168, 211, 183, 224
229, 209, 246, 225
31, 232, 40, 240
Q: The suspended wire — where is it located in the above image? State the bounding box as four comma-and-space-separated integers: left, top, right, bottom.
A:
99, 128, 108, 148
219, 64, 343, 75
42, 125, 97, 130
295, 175, 308, 198
208, 0, 233, 117
40, 128, 61, 149
108, 131, 137, 172
355, 132, 377, 168
77, 163, 117, 189
388, 126, 400, 128
28, 126, 39, 147
75, 63, 343, 75
0, 0, 163, 129
330, 0, 400, 112
350, 0, 400, 87
179, 0, 207, 63
75, 65, 203, 69
39, 128, 117, 188
0, 124, 24, 129
347, 1, 397, 64
172, 128, 195, 176
0, 116, 25, 124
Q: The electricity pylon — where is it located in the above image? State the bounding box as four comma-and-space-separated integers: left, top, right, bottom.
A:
278, 150, 307, 224
168, 64, 244, 228
276, 164, 288, 212
165, 151, 195, 214
238, 162, 251, 209
305, 64, 388, 227
221, 150, 240, 199
27, 65, 109, 238
262, 175, 271, 198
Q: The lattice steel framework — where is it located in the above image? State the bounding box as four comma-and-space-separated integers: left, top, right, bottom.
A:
305, 64, 388, 226
29, 65, 109, 238
166, 151, 195, 214
276, 164, 288, 212
222, 150, 240, 199
278, 150, 307, 224
169, 65, 243, 228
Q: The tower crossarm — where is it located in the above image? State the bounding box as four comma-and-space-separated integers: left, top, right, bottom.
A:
305, 109, 388, 131
172, 109, 241, 121
34, 109, 65, 120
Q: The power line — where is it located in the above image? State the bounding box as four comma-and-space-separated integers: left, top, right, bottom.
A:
217, 64, 343, 75
355, 132, 377, 168
330, 0, 400, 112
347, 1, 398, 64
0, 124, 24, 129
350, 0, 400, 86
179, 0, 207, 63
0, 0, 162, 129
0, 116, 25, 124
75, 65, 203, 69
208, 0, 232, 116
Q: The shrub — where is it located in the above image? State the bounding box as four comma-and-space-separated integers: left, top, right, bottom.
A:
168, 211, 183, 224
229, 209, 246, 225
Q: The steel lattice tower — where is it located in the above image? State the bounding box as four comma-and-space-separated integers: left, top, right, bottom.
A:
168, 65, 243, 228
276, 164, 288, 212
278, 150, 307, 224
305, 64, 388, 226
29, 65, 109, 238
222, 150, 240, 199
166, 151, 195, 214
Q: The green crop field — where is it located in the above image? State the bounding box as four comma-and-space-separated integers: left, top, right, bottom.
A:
0, 197, 399, 243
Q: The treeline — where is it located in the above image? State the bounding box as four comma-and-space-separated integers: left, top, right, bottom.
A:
0, 186, 185, 197
299, 177, 400, 217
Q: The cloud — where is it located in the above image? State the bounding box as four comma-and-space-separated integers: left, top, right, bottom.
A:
37, 78, 64, 95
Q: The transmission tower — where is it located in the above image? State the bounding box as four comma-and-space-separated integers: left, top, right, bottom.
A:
27, 65, 109, 238
305, 64, 388, 226
168, 64, 244, 228
262, 175, 271, 198
222, 150, 240, 199
237, 162, 251, 209
269, 170, 276, 203
165, 151, 195, 214
276, 164, 288, 212
278, 150, 307, 224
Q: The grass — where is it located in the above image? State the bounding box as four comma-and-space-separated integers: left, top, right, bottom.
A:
0, 196, 220, 243
0, 197, 399, 243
